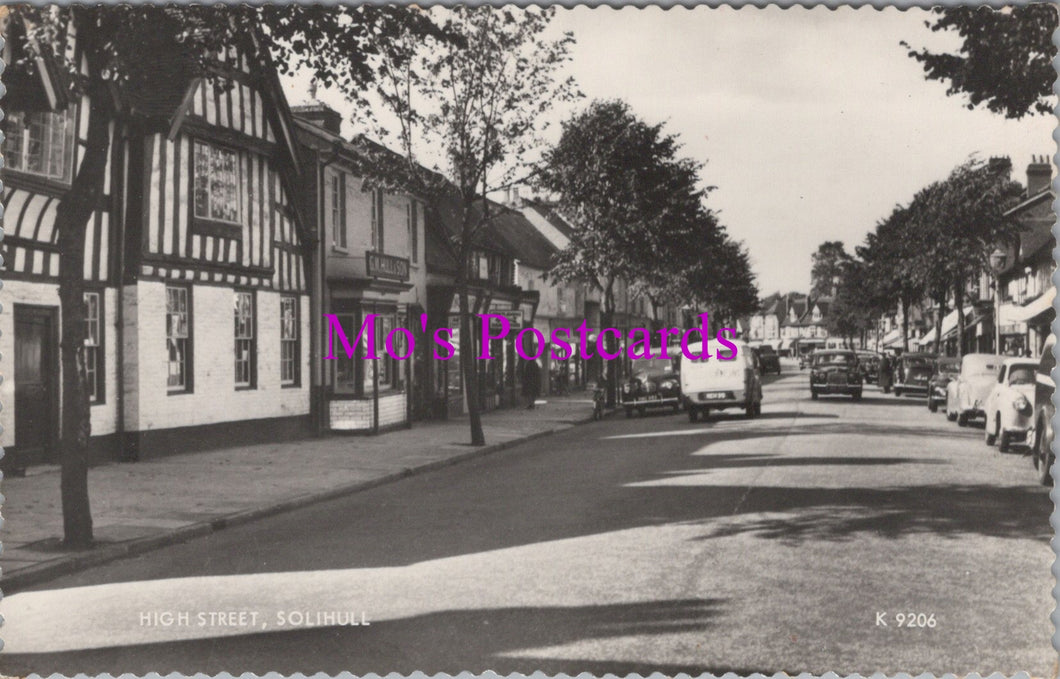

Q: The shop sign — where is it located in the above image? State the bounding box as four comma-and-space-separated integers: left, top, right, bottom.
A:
366, 251, 410, 281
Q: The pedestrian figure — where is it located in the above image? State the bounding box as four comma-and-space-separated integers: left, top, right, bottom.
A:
878, 353, 893, 393
522, 357, 541, 409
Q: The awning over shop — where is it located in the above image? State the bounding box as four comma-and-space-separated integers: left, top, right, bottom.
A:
917, 306, 974, 346
881, 328, 904, 348
1008, 287, 1057, 323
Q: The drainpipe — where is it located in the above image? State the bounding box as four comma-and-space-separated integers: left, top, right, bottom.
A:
115, 127, 128, 460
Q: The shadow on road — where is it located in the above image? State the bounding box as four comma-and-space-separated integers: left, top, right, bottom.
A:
1, 598, 737, 676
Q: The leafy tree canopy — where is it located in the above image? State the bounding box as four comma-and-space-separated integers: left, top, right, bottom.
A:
903, 5, 1058, 119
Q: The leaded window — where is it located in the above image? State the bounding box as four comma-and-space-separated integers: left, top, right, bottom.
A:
6, 109, 75, 182
193, 141, 241, 224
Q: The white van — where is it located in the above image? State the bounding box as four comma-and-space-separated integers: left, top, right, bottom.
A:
679, 340, 762, 422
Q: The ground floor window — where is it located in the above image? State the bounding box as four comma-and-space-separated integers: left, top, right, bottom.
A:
280, 296, 300, 386
234, 291, 256, 389
166, 286, 192, 392
84, 291, 104, 404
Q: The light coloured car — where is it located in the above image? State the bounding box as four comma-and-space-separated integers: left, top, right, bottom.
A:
680, 339, 762, 422
1032, 334, 1055, 485
945, 353, 1003, 426
983, 358, 1038, 452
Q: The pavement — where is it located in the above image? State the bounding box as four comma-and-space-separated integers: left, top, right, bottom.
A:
0, 394, 597, 592
1, 365, 1054, 675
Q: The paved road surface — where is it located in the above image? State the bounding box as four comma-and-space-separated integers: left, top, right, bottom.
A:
3, 368, 1053, 675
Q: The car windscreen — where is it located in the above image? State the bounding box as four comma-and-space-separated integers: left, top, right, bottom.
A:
1008, 366, 1036, 385
937, 361, 960, 375
813, 353, 855, 367
631, 357, 677, 377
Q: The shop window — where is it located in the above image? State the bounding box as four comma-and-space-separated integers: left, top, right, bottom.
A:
167, 286, 192, 392
5, 109, 75, 183
333, 313, 359, 394
84, 291, 104, 404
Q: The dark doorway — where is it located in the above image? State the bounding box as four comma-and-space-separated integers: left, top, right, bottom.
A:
14, 305, 59, 467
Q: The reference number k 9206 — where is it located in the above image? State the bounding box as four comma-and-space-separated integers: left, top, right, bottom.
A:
876, 612, 937, 628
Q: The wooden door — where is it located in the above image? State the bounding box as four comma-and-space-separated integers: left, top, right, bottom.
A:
14, 306, 58, 466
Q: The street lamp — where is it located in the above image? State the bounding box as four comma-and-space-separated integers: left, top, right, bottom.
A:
988, 247, 1009, 354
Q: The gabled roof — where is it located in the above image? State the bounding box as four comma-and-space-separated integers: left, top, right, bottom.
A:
523, 199, 576, 238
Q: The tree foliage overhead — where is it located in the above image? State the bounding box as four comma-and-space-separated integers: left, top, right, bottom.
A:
903, 5, 1058, 119
538, 100, 710, 290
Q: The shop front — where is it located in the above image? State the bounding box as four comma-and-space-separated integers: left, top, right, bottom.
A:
325, 252, 417, 433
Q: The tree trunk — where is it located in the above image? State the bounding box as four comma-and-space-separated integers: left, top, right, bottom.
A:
56, 74, 111, 548
954, 282, 966, 356
603, 280, 617, 407
457, 278, 485, 446
933, 295, 947, 356
900, 297, 910, 353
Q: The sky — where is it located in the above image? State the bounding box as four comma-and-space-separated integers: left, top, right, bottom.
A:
284, 6, 1055, 295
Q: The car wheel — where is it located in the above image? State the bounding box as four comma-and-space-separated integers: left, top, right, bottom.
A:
998, 429, 1011, 453
894, 388, 902, 397
852, 390, 862, 401
957, 411, 969, 427
688, 407, 698, 423
985, 415, 997, 446
1037, 429, 1053, 486
928, 399, 938, 413
811, 389, 819, 401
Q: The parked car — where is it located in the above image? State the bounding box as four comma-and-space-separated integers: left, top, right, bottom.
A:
621, 355, 682, 417
892, 352, 936, 397
983, 358, 1038, 452
855, 351, 881, 384
1032, 334, 1055, 485
945, 353, 1003, 426
809, 350, 862, 400
756, 344, 781, 375
927, 357, 960, 413
680, 339, 762, 422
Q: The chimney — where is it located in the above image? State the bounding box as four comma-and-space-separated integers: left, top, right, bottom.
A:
1026, 155, 1052, 196
291, 101, 343, 136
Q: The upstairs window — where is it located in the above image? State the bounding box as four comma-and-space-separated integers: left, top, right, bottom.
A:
193, 141, 241, 225
330, 172, 347, 250
407, 202, 418, 263
370, 188, 385, 252
6, 109, 75, 182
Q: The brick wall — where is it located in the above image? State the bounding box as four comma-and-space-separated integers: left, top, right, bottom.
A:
1, 280, 121, 448
124, 280, 310, 433
329, 392, 407, 430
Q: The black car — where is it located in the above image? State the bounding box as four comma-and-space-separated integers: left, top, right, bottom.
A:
893, 352, 937, 397
755, 345, 782, 375
810, 350, 863, 400
927, 357, 960, 413
621, 356, 682, 417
